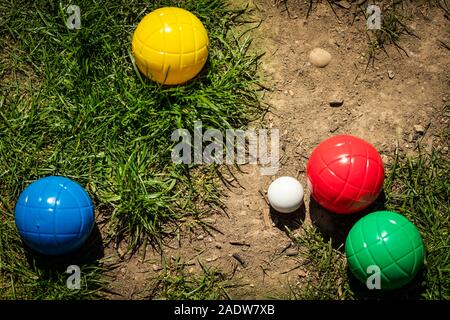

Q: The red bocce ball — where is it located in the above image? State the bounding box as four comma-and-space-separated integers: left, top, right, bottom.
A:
306, 135, 385, 214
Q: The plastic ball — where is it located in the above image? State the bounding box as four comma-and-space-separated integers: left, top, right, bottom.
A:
131, 7, 209, 85
15, 176, 95, 256
267, 176, 304, 213
306, 135, 384, 214
345, 211, 425, 290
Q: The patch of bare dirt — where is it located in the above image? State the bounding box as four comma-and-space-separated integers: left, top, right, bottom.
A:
106, 0, 449, 299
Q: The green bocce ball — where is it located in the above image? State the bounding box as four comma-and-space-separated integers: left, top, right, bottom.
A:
345, 211, 425, 290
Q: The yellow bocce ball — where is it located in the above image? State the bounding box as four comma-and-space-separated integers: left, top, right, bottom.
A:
131, 7, 209, 85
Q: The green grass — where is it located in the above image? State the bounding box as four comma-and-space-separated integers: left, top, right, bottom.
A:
149, 256, 230, 300
290, 226, 352, 300
384, 148, 450, 299
290, 148, 450, 300
363, 0, 419, 67
0, 0, 262, 299
0, 216, 107, 299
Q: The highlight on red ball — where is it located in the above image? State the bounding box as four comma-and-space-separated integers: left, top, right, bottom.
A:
306, 134, 385, 214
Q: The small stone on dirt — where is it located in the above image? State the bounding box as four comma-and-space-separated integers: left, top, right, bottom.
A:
232, 253, 246, 266
329, 125, 340, 133
329, 99, 344, 107
229, 241, 250, 247
152, 264, 162, 271
309, 48, 332, 67
117, 246, 127, 258
328, 38, 339, 47
196, 234, 204, 240
206, 256, 219, 262
388, 70, 395, 79
285, 248, 299, 256
297, 269, 307, 278
215, 242, 222, 249
414, 124, 425, 134
337, 0, 352, 9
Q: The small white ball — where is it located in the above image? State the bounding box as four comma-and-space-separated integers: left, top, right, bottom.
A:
267, 176, 304, 213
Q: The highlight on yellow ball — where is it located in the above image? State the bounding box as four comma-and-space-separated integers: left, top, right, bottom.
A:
131, 7, 209, 85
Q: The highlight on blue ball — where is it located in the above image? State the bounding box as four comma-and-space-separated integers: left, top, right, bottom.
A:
14, 176, 94, 256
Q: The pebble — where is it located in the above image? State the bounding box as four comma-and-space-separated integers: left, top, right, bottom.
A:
329, 125, 340, 133
328, 39, 339, 47
338, 0, 352, 9
309, 48, 332, 67
388, 70, 395, 79
285, 248, 299, 256
414, 125, 425, 134
197, 234, 204, 240
206, 256, 219, 262
297, 269, 307, 278
215, 242, 222, 249
117, 244, 127, 256
152, 264, 162, 271
329, 99, 344, 107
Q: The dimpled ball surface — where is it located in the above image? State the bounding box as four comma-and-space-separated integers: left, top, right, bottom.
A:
345, 211, 425, 290
306, 135, 384, 214
131, 7, 209, 85
15, 176, 94, 256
